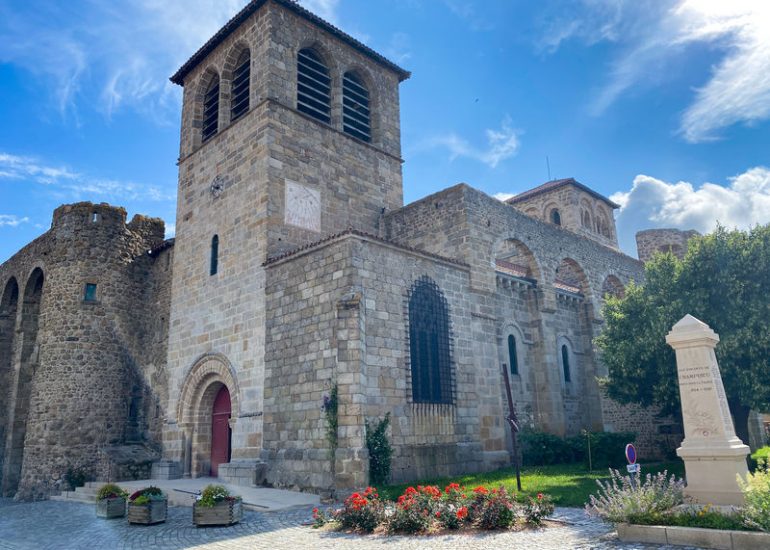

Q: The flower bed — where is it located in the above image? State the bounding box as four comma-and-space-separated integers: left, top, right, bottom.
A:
313, 482, 554, 535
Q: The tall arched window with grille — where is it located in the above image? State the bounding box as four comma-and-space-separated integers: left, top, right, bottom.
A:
342, 71, 370, 142
202, 74, 220, 142
408, 277, 452, 404
561, 344, 571, 383
210, 235, 219, 276
507, 334, 519, 376
297, 48, 331, 124
230, 50, 250, 122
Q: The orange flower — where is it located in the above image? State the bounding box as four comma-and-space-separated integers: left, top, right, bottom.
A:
472, 486, 489, 495
456, 506, 468, 520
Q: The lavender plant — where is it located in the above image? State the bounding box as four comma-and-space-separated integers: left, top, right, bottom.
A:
586, 469, 685, 524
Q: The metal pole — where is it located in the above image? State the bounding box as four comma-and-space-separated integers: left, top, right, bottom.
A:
501, 363, 522, 492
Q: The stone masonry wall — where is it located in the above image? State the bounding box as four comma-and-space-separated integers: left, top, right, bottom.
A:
635, 228, 700, 262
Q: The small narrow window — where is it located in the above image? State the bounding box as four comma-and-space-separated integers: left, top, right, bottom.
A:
202, 74, 220, 142
342, 71, 370, 142
297, 48, 331, 124
551, 209, 561, 226
230, 50, 250, 122
507, 334, 519, 376
91, 212, 100, 223
84, 283, 97, 302
561, 344, 571, 383
210, 235, 219, 276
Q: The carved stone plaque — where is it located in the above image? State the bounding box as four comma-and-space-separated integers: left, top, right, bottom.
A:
284, 180, 320, 232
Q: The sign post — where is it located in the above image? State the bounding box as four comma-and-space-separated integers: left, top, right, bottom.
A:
501, 363, 522, 491
625, 443, 640, 488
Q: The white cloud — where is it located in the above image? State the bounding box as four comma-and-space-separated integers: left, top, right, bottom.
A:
0, 215, 30, 228
426, 117, 521, 168
541, 1, 770, 142
493, 192, 515, 202
385, 32, 412, 65
612, 166, 770, 254
0, 152, 174, 203
299, 0, 340, 24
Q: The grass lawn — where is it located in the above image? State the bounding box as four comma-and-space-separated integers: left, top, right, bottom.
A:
378, 460, 686, 508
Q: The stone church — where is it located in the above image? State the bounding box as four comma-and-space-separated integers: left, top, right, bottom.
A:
0, 0, 696, 500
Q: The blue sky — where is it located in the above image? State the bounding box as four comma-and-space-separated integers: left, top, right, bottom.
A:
1, 0, 769, 262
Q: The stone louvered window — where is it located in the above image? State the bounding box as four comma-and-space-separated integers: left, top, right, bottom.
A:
297, 48, 331, 124
210, 235, 219, 276
561, 344, 571, 383
408, 277, 452, 404
342, 71, 370, 142
230, 50, 250, 122
202, 74, 220, 142
508, 334, 519, 376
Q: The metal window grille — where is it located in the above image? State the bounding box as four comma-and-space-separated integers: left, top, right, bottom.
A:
408, 277, 453, 404
230, 51, 250, 122
297, 48, 331, 124
202, 76, 220, 142
508, 334, 519, 376
561, 344, 571, 382
342, 72, 370, 142
210, 235, 219, 276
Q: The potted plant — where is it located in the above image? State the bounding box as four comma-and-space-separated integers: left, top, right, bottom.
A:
193, 484, 243, 526
127, 486, 168, 525
95, 483, 128, 519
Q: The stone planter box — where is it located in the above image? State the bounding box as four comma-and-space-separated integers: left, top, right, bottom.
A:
127, 498, 168, 525
617, 523, 770, 550
95, 497, 126, 519
193, 500, 243, 526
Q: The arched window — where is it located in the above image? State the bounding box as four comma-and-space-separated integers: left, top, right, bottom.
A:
297, 48, 331, 124
561, 344, 571, 383
582, 210, 592, 229
408, 277, 452, 404
230, 50, 250, 122
210, 235, 219, 276
202, 74, 220, 142
342, 71, 370, 142
550, 209, 561, 226
507, 334, 519, 376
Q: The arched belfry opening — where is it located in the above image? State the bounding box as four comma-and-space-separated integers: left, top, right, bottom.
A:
177, 354, 239, 478
2, 268, 43, 496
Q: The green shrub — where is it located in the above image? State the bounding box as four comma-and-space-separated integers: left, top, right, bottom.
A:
472, 486, 518, 530
322, 386, 338, 456
198, 484, 241, 507
520, 431, 578, 465
96, 483, 127, 501
629, 506, 751, 531
578, 431, 637, 469
586, 469, 685, 523
366, 413, 392, 486
749, 446, 770, 472
129, 486, 165, 506
64, 466, 90, 490
337, 487, 385, 533
739, 459, 770, 532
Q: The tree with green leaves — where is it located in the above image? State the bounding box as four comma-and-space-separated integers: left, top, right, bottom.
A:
597, 224, 770, 447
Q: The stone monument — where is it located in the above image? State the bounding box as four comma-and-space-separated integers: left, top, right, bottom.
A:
666, 314, 750, 505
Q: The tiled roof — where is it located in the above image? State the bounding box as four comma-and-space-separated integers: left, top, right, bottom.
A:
263, 227, 468, 267
505, 177, 620, 209
170, 0, 411, 85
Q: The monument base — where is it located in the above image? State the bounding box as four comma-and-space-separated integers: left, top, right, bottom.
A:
677, 439, 749, 506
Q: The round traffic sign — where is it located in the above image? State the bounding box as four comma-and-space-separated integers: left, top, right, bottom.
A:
625, 443, 637, 465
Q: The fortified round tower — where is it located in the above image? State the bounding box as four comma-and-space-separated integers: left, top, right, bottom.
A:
0, 202, 172, 499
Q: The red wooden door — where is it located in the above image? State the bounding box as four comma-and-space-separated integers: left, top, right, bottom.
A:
210, 386, 231, 477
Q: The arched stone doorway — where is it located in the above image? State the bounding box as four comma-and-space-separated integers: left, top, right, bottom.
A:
177, 354, 239, 478
0, 277, 20, 490
210, 386, 232, 477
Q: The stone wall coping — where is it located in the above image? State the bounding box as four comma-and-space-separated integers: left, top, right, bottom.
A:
263, 227, 471, 270
616, 522, 769, 550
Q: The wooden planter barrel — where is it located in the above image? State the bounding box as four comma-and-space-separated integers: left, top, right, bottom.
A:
193, 499, 243, 526
127, 498, 168, 525
96, 497, 126, 518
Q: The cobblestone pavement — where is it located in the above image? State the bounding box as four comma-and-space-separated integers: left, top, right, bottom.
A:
0, 499, 703, 549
